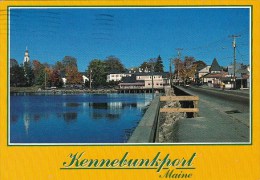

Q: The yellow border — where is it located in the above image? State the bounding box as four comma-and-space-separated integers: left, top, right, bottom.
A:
1, 1, 260, 179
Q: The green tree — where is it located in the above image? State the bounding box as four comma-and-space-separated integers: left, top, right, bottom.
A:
10, 59, 18, 68
23, 62, 34, 86
87, 59, 107, 87
154, 55, 164, 72
194, 60, 207, 71
10, 64, 26, 87
62, 56, 77, 68
193, 60, 207, 83
139, 61, 151, 72
104, 56, 125, 73
54, 61, 65, 75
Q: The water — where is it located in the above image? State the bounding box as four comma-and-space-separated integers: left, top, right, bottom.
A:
10, 93, 152, 144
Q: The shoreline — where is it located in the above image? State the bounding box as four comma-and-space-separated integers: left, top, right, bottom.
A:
10, 87, 119, 94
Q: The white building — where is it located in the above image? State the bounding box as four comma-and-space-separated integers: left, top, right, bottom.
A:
106, 73, 131, 82
136, 73, 164, 88
82, 75, 89, 84
198, 65, 211, 79
23, 47, 30, 64
119, 72, 169, 89
62, 74, 88, 86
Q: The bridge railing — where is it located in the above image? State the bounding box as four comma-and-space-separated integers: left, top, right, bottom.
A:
159, 96, 199, 117
127, 96, 160, 143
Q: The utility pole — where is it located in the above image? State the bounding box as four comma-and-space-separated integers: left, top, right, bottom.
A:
169, 58, 172, 87
150, 58, 157, 99
89, 69, 92, 89
45, 72, 46, 90
229, 35, 241, 89
176, 48, 183, 85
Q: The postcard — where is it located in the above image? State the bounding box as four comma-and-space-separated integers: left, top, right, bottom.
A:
0, 0, 259, 179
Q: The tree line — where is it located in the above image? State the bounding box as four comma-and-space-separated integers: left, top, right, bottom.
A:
10, 55, 164, 88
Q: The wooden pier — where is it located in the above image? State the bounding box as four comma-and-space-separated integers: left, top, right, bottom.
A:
117, 88, 165, 94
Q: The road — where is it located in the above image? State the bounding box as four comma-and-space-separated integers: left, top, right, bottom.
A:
171, 86, 250, 143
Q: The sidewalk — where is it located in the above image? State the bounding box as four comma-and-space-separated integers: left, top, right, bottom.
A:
197, 85, 250, 95
171, 86, 250, 143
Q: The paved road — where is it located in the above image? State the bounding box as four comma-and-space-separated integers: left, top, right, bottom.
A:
171, 86, 250, 143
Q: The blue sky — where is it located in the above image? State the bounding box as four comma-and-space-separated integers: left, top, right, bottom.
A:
10, 7, 250, 72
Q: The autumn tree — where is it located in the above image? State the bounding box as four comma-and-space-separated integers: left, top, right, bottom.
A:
51, 61, 64, 87
173, 58, 183, 79
54, 61, 65, 75
65, 66, 82, 85
32, 60, 46, 86
62, 56, 82, 85
179, 56, 196, 84
50, 69, 63, 87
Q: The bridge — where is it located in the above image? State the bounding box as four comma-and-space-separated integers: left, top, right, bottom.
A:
128, 85, 250, 143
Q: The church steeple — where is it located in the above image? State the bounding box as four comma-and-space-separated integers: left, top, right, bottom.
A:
23, 46, 30, 64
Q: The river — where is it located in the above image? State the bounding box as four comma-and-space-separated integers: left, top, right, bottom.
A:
10, 93, 152, 144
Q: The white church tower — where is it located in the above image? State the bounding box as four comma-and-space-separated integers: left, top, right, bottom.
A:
23, 46, 30, 64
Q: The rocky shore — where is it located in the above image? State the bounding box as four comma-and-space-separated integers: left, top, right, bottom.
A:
158, 88, 184, 142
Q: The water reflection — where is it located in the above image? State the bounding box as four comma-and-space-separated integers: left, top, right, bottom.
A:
33, 114, 41, 121
89, 102, 140, 109
105, 113, 120, 120
10, 115, 18, 122
91, 112, 104, 120
90, 111, 120, 120
10, 94, 153, 143
19, 113, 50, 135
89, 103, 108, 109
23, 113, 30, 135
62, 112, 78, 122
64, 103, 81, 107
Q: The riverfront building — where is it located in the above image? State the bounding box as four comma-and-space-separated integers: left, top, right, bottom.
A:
200, 58, 250, 89
118, 72, 170, 93
106, 71, 132, 82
